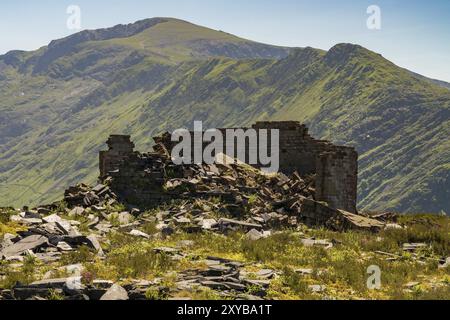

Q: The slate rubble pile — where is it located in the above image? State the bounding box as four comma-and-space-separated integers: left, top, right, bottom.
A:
0, 155, 391, 300
0, 199, 282, 300
64, 183, 118, 208
102, 147, 386, 233
0, 246, 276, 301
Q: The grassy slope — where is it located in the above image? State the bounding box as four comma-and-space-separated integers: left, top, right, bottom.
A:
0, 19, 449, 213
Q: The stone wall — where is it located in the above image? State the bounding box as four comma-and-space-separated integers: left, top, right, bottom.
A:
99, 135, 135, 178
252, 122, 357, 213
315, 150, 358, 215
99, 121, 358, 212
99, 135, 169, 205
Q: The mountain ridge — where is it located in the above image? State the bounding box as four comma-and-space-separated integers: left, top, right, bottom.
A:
0, 17, 293, 78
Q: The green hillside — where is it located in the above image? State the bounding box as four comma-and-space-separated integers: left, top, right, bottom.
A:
0, 18, 449, 213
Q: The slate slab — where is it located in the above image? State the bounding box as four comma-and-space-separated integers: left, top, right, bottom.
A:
100, 284, 129, 300
0, 235, 48, 258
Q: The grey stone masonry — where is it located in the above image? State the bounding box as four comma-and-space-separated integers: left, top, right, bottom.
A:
251, 122, 357, 213
99, 121, 358, 213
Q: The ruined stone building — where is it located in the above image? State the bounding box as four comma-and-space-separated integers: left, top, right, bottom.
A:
99, 121, 358, 213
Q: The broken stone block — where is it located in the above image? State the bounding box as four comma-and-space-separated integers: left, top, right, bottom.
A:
0, 235, 48, 258
156, 222, 169, 230
245, 229, 264, 241
175, 280, 201, 291
438, 257, 450, 269
86, 216, 100, 228
1, 233, 15, 249
22, 210, 41, 219
201, 265, 233, 277
222, 282, 247, 291
20, 218, 43, 225
55, 220, 73, 235
42, 214, 63, 224
129, 229, 150, 239
86, 234, 103, 254
216, 218, 262, 232
40, 222, 62, 235
56, 242, 73, 252
337, 210, 385, 231
95, 222, 112, 233
403, 243, 428, 252
198, 281, 227, 290
64, 276, 85, 295
174, 217, 191, 225
385, 223, 403, 230
9, 215, 22, 223
12, 287, 55, 300
92, 184, 107, 194
256, 269, 275, 279
130, 208, 141, 216
199, 218, 217, 230
65, 264, 84, 276
309, 284, 326, 293
300, 198, 384, 232
36, 208, 51, 215
28, 278, 68, 289
68, 207, 85, 217
92, 205, 106, 212
294, 268, 314, 276
301, 238, 333, 250
100, 284, 129, 300
236, 294, 264, 301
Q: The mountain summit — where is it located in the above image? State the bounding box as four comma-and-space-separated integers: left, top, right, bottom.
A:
0, 18, 449, 213
3, 18, 291, 78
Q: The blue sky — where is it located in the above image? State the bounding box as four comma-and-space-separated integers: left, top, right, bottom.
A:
1, 0, 449, 81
